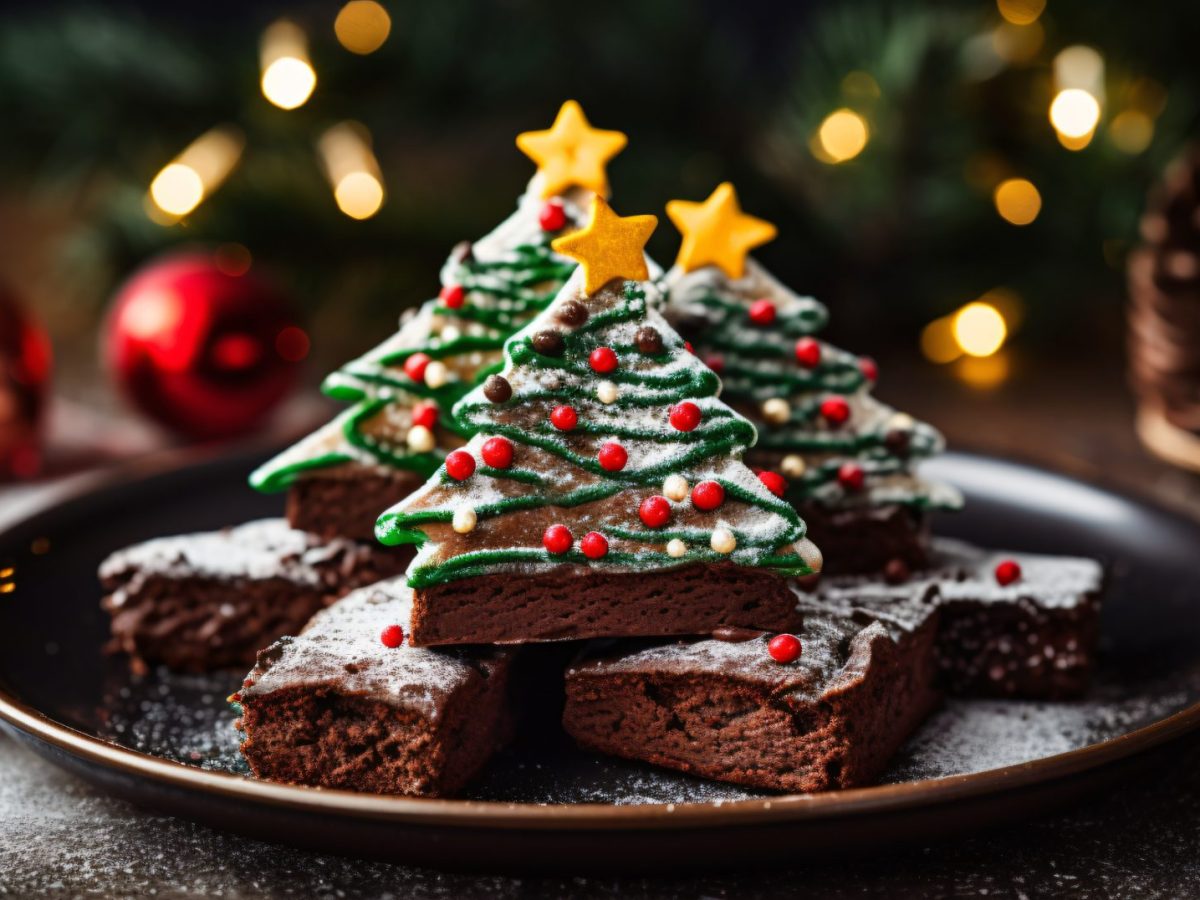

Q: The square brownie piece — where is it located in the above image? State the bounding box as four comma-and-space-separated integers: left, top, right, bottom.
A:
237, 579, 513, 796
100, 519, 409, 673
562, 594, 940, 793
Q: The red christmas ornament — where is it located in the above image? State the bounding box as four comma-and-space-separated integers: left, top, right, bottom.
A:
757, 470, 787, 497
860, 356, 879, 382
104, 251, 303, 440
684, 341, 694, 353
411, 401, 439, 429
589, 346, 618, 374
639, 495, 672, 528
439, 284, 466, 309
820, 395, 851, 426
748, 298, 776, 325
704, 354, 725, 374
691, 480, 725, 511
598, 441, 628, 472
539, 200, 567, 232
550, 405, 578, 431
404, 352, 432, 382
669, 401, 702, 432
794, 337, 821, 368
767, 633, 802, 663
580, 531, 609, 559
0, 288, 51, 481
481, 436, 514, 469
380, 624, 405, 648
994, 559, 1022, 586
837, 462, 866, 492
445, 449, 476, 481
543, 524, 573, 554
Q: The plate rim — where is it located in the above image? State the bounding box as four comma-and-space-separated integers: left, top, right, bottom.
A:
2, 446, 1199, 832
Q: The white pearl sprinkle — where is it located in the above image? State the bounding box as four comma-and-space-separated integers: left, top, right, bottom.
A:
761, 398, 791, 425
406, 425, 435, 453
710, 528, 736, 554
597, 381, 618, 404
887, 412, 915, 432
795, 538, 823, 573
452, 506, 477, 534
440, 325, 461, 343
424, 361, 449, 389
667, 538, 687, 558
780, 454, 806, 477
663, 474, 690, 502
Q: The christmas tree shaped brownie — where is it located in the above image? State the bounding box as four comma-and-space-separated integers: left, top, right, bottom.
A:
663, 183, 961, 575
375, 197, 822, 646
250, 101, 626, 541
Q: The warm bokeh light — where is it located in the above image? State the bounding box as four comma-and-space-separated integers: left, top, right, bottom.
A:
953, 302, 1008, 358
921, 317, 961, 365
996, 0, 1045, 25
991, 20, 1043, 64
147, 126, 244, 220
335, 1, 391, 55
318, 122, 386, 220
1050, 89, 1101, 142
1054, 46, 1105, 95
993, 178, 1042, 226
334, 171, 385, 219
1109, 109, 1154, 155
816, 109, 869, 163
261, 21, 316, 109
955, 352, 1011, 390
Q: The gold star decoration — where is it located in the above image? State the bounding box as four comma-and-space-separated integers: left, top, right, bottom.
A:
551, 196, 657, 294
516, 100, 628, 199
665, 182, 777, 279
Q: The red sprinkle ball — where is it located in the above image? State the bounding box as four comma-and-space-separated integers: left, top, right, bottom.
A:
820, 395, 851, 426
794, 337, 821, 368
439, 284, 465, 309
481, 436, 514, 469
538, 199, 567, 232
403, 352, 431, 382
684, 341, 694, 353
749, 298, 777, 326
767, 633, 802, 664
550, 405, 578, 431
860, 356, 879, 382
580, 531, 609, 559
669, 401, 702, 432
589, 346, 618, 374
543, 524, 573, 554
704, 354, 725, 374
411, 400, 439, 429
837, 462, 866, 492
380, 624, 405, 648
598, 441, 628, 472
639, 495, 672, 529
994, 559, 1022, 586
445, 449, 476, 481
691, 480, 725, 511
757, 470, 787, 498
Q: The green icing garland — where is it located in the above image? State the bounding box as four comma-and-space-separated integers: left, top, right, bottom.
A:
376, 281, 810, 587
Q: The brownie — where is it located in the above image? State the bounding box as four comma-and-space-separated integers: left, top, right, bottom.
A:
815, 538, 1104, 698
562, 594, 940, 793
795, 500, 931, 575
237, 579, 514, 796
408, 563, 803, 647
286, 469, 426, 542
100, 519, 410, 673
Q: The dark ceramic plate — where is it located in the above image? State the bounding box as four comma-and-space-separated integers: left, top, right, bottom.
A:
1, 449, 1198, 872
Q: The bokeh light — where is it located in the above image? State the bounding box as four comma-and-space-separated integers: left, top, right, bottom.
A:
993, 178, 1042, 225
996, 0, 1045, 25
150, 164, 204, 217
319, 122, 386, 220
335, 1, 392, 55
260, 21, 316, 109
334, 171, 385, 219
147, 126, 243, 221
816, 109, 869, 163
1050, 89, 1101, 142
921, 317, 961, 364
953, 302, 1008, 357
1109, 109, 1154, 154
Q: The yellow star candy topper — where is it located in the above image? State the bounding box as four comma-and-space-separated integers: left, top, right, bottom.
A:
516, 100, 628, 199
665, 182, 777, 279
552, 197, 657, 295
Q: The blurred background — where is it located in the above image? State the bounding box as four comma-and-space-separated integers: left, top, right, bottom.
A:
3, 0, 1200, 498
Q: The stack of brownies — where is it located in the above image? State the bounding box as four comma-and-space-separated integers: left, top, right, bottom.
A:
100, 103, 1104, 797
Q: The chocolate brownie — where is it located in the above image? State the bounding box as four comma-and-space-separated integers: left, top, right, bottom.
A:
237, 579, 514, 796
815, 538, 1104, 698
286, 470, 426, 542
100, 519, 409, 673
563, 595, 940, 793
407, 563, 803, 647
795, 501, 931, 575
